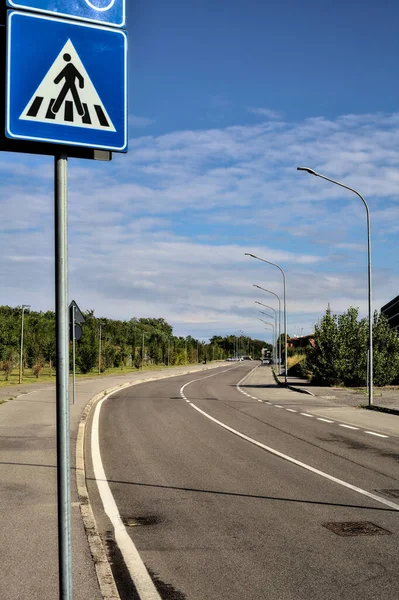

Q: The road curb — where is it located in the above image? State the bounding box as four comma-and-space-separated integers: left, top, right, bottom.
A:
362, 404, 399, 417
271, 368, 315, 396
75, 363, 222, 599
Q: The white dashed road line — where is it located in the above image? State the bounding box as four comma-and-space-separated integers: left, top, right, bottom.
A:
365, 431, 389, 438
181, 376, 399, 512
236, 381, 390, 439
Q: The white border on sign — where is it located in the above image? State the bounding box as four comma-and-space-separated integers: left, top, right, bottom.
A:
85, 0, 116, 11
6, 11, 128, 152
7, 0, 126, 28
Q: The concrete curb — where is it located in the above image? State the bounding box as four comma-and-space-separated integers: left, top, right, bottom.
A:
362, 404, 399, 417
75, 363, 222, 600
271, 368, 315, 396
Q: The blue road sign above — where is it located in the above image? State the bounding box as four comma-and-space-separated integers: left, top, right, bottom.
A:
6, 0, 126, 28
6, 11, 127, 152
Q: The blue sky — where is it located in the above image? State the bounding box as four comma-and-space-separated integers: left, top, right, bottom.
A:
2, 0, 399, 344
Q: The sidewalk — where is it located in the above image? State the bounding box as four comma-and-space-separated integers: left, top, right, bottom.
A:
0, 362, 221, 600
272, 369, 399, 413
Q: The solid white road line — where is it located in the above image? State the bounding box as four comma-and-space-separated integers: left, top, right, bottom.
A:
183, 400, 399, 512
91, 395, 162, 600
180, 370, 399, 512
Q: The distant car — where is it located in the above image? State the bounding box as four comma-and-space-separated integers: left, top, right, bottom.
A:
261, 358, 270, 365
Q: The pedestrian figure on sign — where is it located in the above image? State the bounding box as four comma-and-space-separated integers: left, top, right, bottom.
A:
52, 53, 85, 117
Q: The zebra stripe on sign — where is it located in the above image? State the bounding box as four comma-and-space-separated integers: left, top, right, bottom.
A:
20, 39, 116, 132
26, 96, 111, 128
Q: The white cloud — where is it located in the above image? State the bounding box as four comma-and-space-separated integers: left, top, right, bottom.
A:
248, 107, 282, 120
1, 111, 399, 338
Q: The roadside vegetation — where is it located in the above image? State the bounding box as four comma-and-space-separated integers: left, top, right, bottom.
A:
0, 305, 269, 387
291, 306, 399, 387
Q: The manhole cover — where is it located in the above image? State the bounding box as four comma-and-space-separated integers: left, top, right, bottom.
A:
322, 521, 391, 537
377, 489, 399, 499
122, 516, 160, 527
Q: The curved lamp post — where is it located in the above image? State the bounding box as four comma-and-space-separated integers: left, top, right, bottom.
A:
247, 253, 288, 381
258, 312, 276, 365
253, 284, 286, 382
19, 304, 30, 384
255, 301, 279, 368
258, 318, 275, 361
297, 167, 373, 407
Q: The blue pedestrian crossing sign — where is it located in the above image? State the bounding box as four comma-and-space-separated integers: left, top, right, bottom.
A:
6, 12, 127, 152
6, 0, 126, 28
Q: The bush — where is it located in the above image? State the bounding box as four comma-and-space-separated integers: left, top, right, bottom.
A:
306, 307, 399, 387
2, 359, 14, 381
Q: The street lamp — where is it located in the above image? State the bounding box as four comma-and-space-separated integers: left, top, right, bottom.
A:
258, 311, 277, 365
19, 304, 30, 384
258, 318, 275, 361
297, 166, 373, 406
253, 285, 284, 380
255, 301, 279, 368
246, 253, 288, 383
98, 322, 105, 375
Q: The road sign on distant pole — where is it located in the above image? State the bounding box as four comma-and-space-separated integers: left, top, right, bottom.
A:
69, 300, 85, 406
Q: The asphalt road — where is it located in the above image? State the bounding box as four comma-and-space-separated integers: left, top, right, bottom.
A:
86, 363, 399, 600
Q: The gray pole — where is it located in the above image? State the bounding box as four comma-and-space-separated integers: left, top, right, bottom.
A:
167, 338, 170, 366
98, 323, 102, 375
185, 338, 187, 364
256, 302, 278, 367
258, 318, 275, 363
142, 333, 145, 369
253, 285, 282, 375
246, 254, 288, 383
54, 154, 72, 600
297, 167, 373, 406
258, 312, 277, 364
19, 305, 29, 384
72, 304, 76, 405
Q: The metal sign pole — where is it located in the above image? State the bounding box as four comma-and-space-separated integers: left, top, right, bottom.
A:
72, 303, 76, 405
54, 153, 73, 600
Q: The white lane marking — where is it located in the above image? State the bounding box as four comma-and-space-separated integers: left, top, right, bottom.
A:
286, 409, 297, 413
182, 399, 399, 512
91, 395, 161, 600
365, 431, 389, 438
274, 405, 283, 408
339, 424, 359, 430
317, 418, 334, 423
180, 363, 245, 398
300, 413, 314, 418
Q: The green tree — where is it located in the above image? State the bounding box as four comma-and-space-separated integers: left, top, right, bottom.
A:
307, 307, 399, 387
306, 308, 342, 385
372, 312, 399, 386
